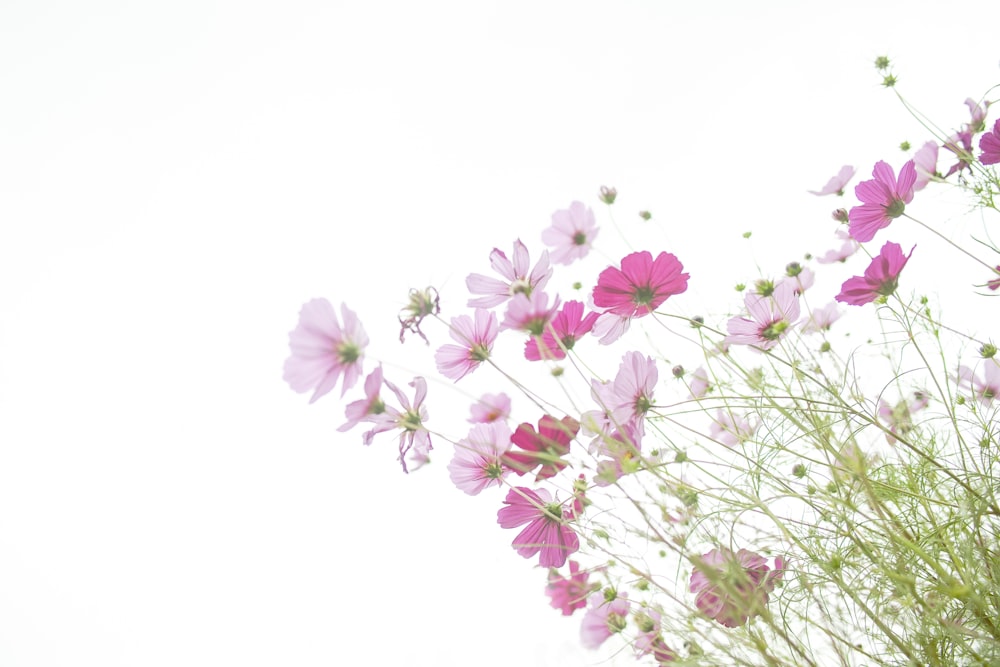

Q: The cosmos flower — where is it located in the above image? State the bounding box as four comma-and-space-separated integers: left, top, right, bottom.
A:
957, 361, 1000, 405
877, 391, 928, 445
542, 201, 600, 264
912, 141, 939, 190
524, 300, 599, 361
580, 592, 630, 649
468, 392, 512, 423
466, 239, 552, 308
835, 241, 915, 306
497, 487, 579, 568
545, 560, 595, 616
690, 548, 784, 628
283, 299, 368, 402
503, 415, 579, 481
434, 309, 498, 381
365, 377, 432, 473
593, 250, 689, 318
808, 165, 855, 196
447, 421, 512, 495
848, 160, 916, 242
725, 281, 800, 350
979, 118, 1000, 166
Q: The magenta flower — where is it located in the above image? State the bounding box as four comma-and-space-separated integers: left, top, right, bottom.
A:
338, 364, 385, 433
365, 377, 432, 473
878, 391, 928, 444
848, 160, 916, 242
580, 592, 630, 649
466, 239, 552, 308
545, 560, 595, 616
447, 422, 512, 495
980, 118, 1000, 166
283, 299, 368, 403
801, 302, 842, 334
816, 229, 860, 264
497, 487, 579, 568
725, 281, 800, 350
434, 309, 498, 381
943, 130, 974, 178
988, 267, 1000, 292
835, 241, 915, 306
592, 251, 689, 318
468, 392, 511, 423
957, 361, 999, 405
500, 291, 560, 336
524, 300, 599, 361
964, 97, 990, 132
690, 548, 784, 628
808, 165, 855, 196
503, 415, 579, 481
542, 201, 600, 265
913, 141, 939, 190
709, 409, 756, 447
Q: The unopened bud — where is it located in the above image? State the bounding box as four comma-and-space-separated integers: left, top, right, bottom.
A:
832, 208, 849, 223
599, 186, 617, 204
638, 210, 651, 220
672, 365, 685, 378
785, 262, 803, 277
980, 343, 997, 359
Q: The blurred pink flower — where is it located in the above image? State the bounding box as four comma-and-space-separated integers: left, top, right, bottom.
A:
877, 391, 928, 444
690, 548, 784, 628
634, 607, 677, 662
525, 300, 599, 361
988, 266, 1000, 291
801, 302, 842, 334
725, 281, 800, 350
980, 118, 1000, 166
593, 251, 689, 318
284, 299, 368, 403
466, 239, 552, 308
848, 160, 916, 242
501, 291, 560, 335
497, 487, 579, 568
964, 97, 990, 132
434, 309, 498, 381
688, 365, 709, 399
366, 377, 432, 473
542, 201, 600, 265
602, 351, 658, 427
590, 310, 631, 345
545, 560, 594, 616
338, 364, 385, 433
468, 392, 511, 423
808, 165, 855, 196
957, 361, 1000, 405
580, 592, 630, 649
448, 422, 512, 495
943, 130, 974, 178
816, 229, 860, 264
913, 141, 939, 190
709, 409, 756, 447
503, 415, 579, 481
835, 241, 915, 306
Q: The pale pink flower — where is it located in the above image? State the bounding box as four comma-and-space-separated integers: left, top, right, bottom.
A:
590, 310, 631, 345
957, 361, 1000, 405
778, 266, 814, 295
593, 251, 689, 318
964, 97, 990, 132
448, 422, 512, 495
580, 592, 630, 649
284, 299, 368, 403
468, 392, 511, 423
497, 487, 580, 568
338, 364, 385, 433
501, 291, 560, 335
593, 422, 643, 487
524, 300, 599, 361
801, 302, 842, 334
634, 607, 677, 662
877, 391, 928, 444
913, 141, 939, 190
980, 118, 1000, 166
835, 241, 915, 306
545, 560, 595, 616
366, 377, 432, 473
725, 281, 800, 350
848, 160, 916, 242
602, 351, 658, 427
503, 415, 579, 481
709, 409, 756, 447
542, 201, 600, 265
434, 309, 498, 381
687, 366, 709, 399
466, 239, 552, 308
816, 229, 860, 264
690, 548, 784, 628
808, 165, 855, 196
943, 130, 974, 178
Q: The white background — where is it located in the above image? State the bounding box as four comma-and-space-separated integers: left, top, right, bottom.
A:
1, 1, 997, 665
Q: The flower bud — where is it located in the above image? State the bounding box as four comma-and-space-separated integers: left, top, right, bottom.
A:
599, 186, 617, 204
671, 365, 685, 378
832, 208, 849, 223
785, 262, 803, 277
638, 210, 651, 220
980, 342, 997, 359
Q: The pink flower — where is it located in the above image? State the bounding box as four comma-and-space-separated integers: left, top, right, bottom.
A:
808, 165, 855, 196
913, 141, 939, 190
988, 266, 1000, 292
366, 377, 432, 473
590, 311, 631, 345
592, 251, 689, 318
634, 607, 677, 663
957, 361, 1000, 405
816, 229, 860, 264
284, 299, 368, 403
545, 560, 594, 616
687, 366, 709, 399
848, 160, 916, 242
503, 415, 579, 481
501, 291, 560, 336
497, 487, 580, 568
778, 265, 814, 295
835, 241, 915, 306
524, 300, 599, 361
580, 592, 630, 649
448, 422, 512, 495
964, 97, 990, 132
338, 365, 385, 433
468, 392, 511, 423
689, 548, 784, 628
542, 201, 600, 265
801, 302, 842, 334
943, 130, 974, 178
725, 281, 800, 350
434, 309, 498, 381
709, 409, 756, 447
877, 391, 928, 444
592, 422, 643, 487
602, 351, 658, 427
980, 118, 1000, 166
466, 239, 552, 308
